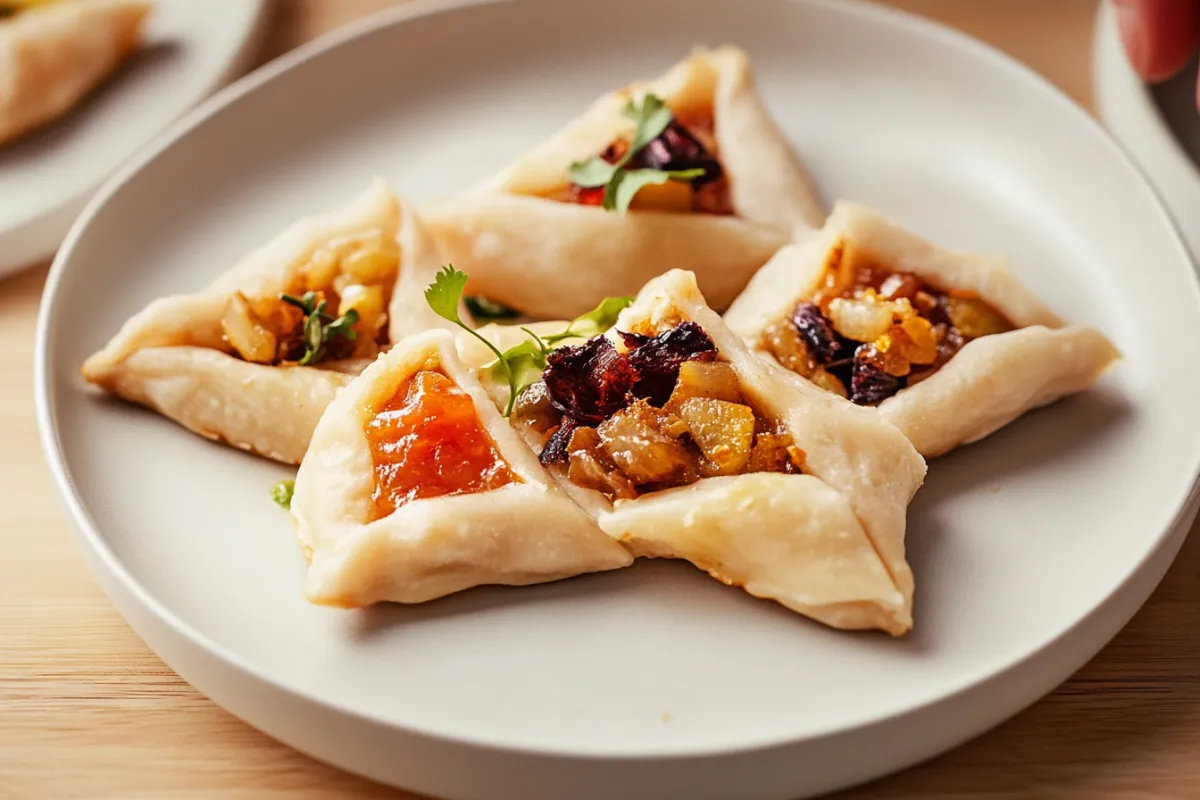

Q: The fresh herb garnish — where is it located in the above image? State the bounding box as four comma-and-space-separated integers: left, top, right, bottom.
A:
487, 297, 634, 404
493, 334, 552, 403
280, 291, 359, 366
271, 479, 295, 510
465, 296, 521, 321
426, 266, 522, 416
548, 296, 635, 344
567, 93, 705, 214
423, 267, 633, 417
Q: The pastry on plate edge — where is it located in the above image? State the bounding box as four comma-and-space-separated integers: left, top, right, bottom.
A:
0, 0, 153, 146
81, 178, 459, 464
421, 45, 824, 319
291, 328, 633, 608
723, 202, 1121, 457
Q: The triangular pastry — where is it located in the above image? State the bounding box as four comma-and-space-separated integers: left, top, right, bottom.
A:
82, 179, 457, 464
0, 0, 152, 145
422, 45, 824, 318
724, 202, 1121, 457
460, 270, 926, 635
291, 329, 633, 607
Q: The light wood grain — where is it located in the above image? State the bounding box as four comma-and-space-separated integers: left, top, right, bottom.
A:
6, 1, 1199, 798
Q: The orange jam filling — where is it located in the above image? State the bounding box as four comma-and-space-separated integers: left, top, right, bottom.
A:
366, 370, 517, 517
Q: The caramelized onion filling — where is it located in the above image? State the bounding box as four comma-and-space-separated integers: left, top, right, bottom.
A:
515, 322, 801, 502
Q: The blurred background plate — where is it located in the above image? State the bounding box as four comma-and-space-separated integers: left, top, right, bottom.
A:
0, 0, 268, 277
1094, 1, 1200, 264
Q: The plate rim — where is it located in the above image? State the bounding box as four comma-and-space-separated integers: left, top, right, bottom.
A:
34, 0, 1200, 765
0, 0, 272, 277
1093, 2, 1200, 261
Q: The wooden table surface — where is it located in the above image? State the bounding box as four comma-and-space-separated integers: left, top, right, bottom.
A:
5, 1, 1197, 798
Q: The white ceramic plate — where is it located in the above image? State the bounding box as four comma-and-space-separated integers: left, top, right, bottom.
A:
35, 1, 1200, 798
1094, 2, 1200, 263
0, 0, 268, 276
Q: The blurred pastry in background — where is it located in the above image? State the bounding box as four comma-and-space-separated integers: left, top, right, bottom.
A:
0, 0, 152, 146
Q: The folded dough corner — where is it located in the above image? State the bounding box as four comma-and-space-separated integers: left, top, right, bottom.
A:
293, 329, 633, 607
459, 269, 925, 635
724, 202, 1121, 457
81, 178, 458, 464
420, 45, 826, 319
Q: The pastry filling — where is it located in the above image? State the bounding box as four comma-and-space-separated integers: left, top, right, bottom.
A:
760, 243, 1016, 405
567, 119, 731, 214
515, 321, 803, 501
367, 370, 517, 517
562, 94, 733, 215
220, 234, 400, 367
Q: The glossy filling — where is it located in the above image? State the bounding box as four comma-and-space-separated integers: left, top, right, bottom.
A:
515, 321, 801, 501
367, 370, 517, 517
563, 116, 733, 214
219, 233, 400, 367
761, 243, 1016, 405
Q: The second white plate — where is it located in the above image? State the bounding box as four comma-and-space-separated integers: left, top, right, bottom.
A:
37, 0, 1200, 798
0, 0, 268, 275
1095, 2, 1200, 263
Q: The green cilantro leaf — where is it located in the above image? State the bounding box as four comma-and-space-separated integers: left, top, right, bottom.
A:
424, 267, 469, 322
567, 157, 618, 189
491, 337, 549, 403
281, 292, 360, 366
624, 93, 674, 153
571, 295, 635, 337
610, 168, 704, 217
426, 269, 633, 416
465, 296, 521, 321
542, 296, 634, 346
271, 480, 295, 510
425, 266, 520, 416
566, 93, 706, 215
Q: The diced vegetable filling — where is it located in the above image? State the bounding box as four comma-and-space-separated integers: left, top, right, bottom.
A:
220, 234, 399, 367
761, 243, 1015, 405
515, 321, 802, 501
367, 370, 517, 518
567, 120, 731, 214
562, 94, 733, 214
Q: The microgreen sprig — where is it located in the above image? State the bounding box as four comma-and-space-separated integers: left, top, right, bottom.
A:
486, 297, 634, 406
567, 93, 706, 214
423, 266, 633, 416
426, 266, 522, 416
280, 291, 359, 366
271, 479, 295, 510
